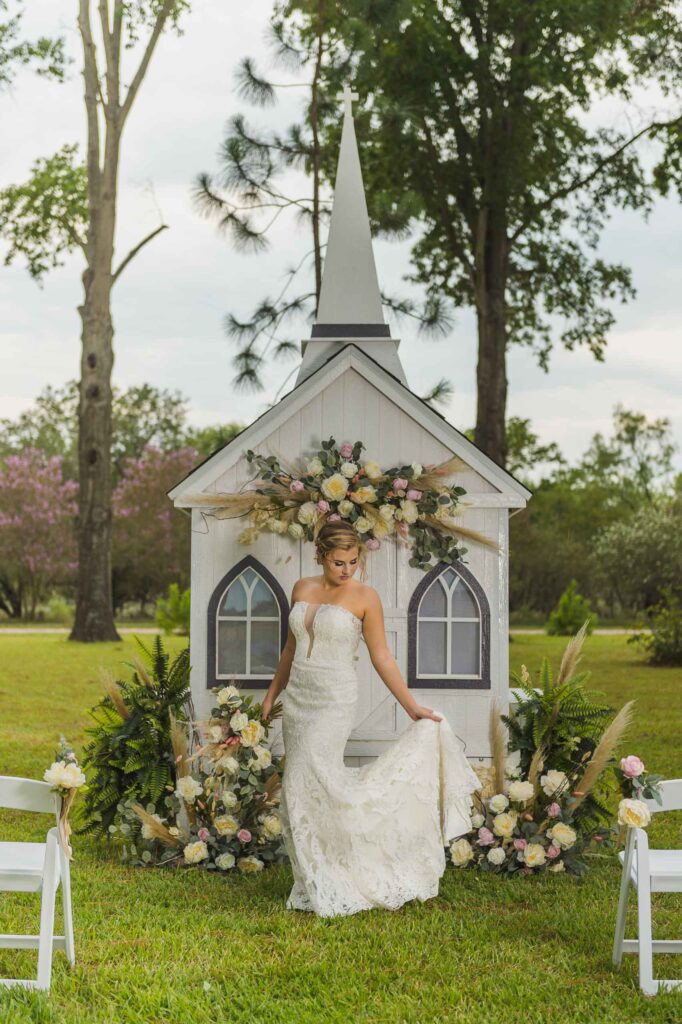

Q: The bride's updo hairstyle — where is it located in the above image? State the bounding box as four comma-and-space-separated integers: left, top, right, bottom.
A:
314, 520, 368, 583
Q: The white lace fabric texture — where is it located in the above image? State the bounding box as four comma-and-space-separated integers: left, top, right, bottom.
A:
278, 601, 481, 918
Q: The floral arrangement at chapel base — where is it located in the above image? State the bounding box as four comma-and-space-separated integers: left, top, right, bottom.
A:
185, 436, 497, 571
131, 684, 286, 874
43, 736, 87, 860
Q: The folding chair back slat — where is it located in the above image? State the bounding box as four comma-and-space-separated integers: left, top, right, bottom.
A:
0, 776, 60, 817
644, 779, 682, 815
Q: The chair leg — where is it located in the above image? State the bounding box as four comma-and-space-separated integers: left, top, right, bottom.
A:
36, 830, 59, 991
636, 868, 655, 996
612, 853, 632, 966
59, 847, 76, 966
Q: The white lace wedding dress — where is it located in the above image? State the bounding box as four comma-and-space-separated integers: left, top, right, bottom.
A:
278, 599, 481, 918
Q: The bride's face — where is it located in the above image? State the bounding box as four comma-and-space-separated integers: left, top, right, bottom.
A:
323, 547, 359, 585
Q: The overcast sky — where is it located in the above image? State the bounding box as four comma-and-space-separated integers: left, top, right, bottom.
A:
1, 1, 681, 473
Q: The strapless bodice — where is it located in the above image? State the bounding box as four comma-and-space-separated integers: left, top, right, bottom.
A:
288, 600, 363, 672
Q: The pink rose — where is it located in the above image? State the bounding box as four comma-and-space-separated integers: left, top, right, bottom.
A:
365, 537, 380, 550
327, 513, 341, 522
513, 838, 527, 851
198, 827, 210, 842
316, 499, 330, 512
406, 489, 422, 500
477, 827, 495, 846
237, 829, 251, 843
620, 755, 645, 779
546, 844, 561, 859
290, 480, 305, 492
340, 443, 354, 458
547, 802, 561, 818
393, 477, 409, 491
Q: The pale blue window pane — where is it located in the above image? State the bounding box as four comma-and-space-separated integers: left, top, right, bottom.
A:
251, 579, 278, 616
218, 620, 246, 674
418, 620, 447, 674
421, 581, 447, 617
451, 579, 477, 617
451, 621, 480, 675
220, 581, 247, 616
243, 568, 257, 588
250, 620, 279, 673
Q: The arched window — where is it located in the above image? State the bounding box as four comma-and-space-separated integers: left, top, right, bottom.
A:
206, 556, 289, 691
407, 561, 490, 689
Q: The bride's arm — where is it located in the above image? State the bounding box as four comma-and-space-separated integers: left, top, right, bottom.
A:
362, 589, 442, 723
261, 589, 298, 718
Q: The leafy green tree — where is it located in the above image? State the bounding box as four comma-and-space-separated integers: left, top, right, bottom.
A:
0, 1, 189, 642
291, 0, 682, 465
546, 581, 597, 636
0, 0, 69, 90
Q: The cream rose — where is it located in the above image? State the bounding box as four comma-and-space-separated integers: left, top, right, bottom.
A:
297, 501, 318, 524
216, 685, 240, 706
399, 499, 419, 524
549, 859, 566, 873
487, 846, 506, 865
221, 790, 238, 809
541, 770, 568, 797
340, 461, 358, 478
306, 457, 324, 478
450, 838, 475, 866
214, 815, 239, 836
209, 725, 224, 743
249, 745, 272, 771
176, 776, 202, 803
617, 798, 652, 829
508, 780, 535, 804
237, 855, 264, 873
492, 811, 517, 838
217, 754, 240, 774
215, 852, 236, 871
338, 499, 355, 517
261, 813, 282, 839
547, 822, 577, 850
353, 484, 378, 504
229, 711, 249, 733
43, 761, 86, 790
411, 462, 423, 478
183, 840, 208, 864
288, 522, 304, 539
363, 460, 383, 480
523, 843, 547, 867
240, 719, 265, 748
378, 503, 395, 521
320, 473, 349, 501
489, 793, 509, 813
354, 516, 371, 533
470, 813, 485, 829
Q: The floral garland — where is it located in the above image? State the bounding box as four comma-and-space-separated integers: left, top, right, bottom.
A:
188, 436, 496, 571
131, 685, 286, 873
43, 737, 87, 859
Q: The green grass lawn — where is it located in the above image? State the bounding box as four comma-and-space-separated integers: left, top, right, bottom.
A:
0, 633, 681, 1023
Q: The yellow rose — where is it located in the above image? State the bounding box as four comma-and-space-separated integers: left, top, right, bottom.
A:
320, 473, 349, 501
240, 719, 265, 748
338, 499, 354, 517
547, 822, 577, 849
237, 856, 264, 873
450, 838, 474, 866
363, 460, 383, 480
261, 813, 282, 839
353, 484, 378, 504
354, 516, 371, 533
378, 503, 395, 521
400, 499, 419, 524
549, 860, 566, 873
617, 798, 652, 829
214, 815, 239, 836
523, 843, 547, 867
492, 811, 517, 838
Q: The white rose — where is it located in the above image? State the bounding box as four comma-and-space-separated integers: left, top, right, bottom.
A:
508, 780, 535, 804
230, 711, 249, 733
183, 840, 208, 864
489, 793, 509, 813
547, 822, 577, 850
209, 725, 224, 742
221, 789, 238, 809
320, 473, 349, 502
411, 462, 423, 478
249, 745, 272, 771
217, 755, 239, 775
378, 503, 395, 521
450, 838, 474, 866
44, 761, 86, 790
363, 460, 383, 480
216, 685, 240, 706
215, 852, 236, 871
340, 461, 358, 478
261, 813, 282, 839
288, 522, 304, 539
354, 516, 371, 533
176, 776, 202, 803
297, 501, 318, 524
306, 457, 324, 478
338, 499, 355, 517
400, 499, 419, 524
487, 846, 506, 866
523, 843, 547, 867
617, 798, 652, 829
470, 813, 485, 829
540, 770, 568, 797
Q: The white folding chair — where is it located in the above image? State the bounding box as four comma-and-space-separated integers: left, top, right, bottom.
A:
612, 778, 682, 995
0, 776, 76, 991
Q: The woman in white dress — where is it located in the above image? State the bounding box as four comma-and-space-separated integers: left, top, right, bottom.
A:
261, 521, 480, 918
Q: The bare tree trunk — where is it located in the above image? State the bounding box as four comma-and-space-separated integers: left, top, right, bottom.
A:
474, 214, 509, 467
310, 2, 325, 310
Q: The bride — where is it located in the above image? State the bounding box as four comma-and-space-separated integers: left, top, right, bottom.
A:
261, 520, 481, 918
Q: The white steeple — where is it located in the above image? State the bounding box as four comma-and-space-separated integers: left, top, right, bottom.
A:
295, 86, 407, 387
